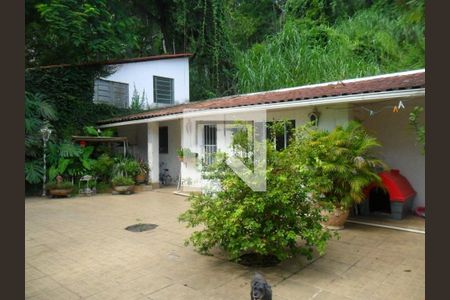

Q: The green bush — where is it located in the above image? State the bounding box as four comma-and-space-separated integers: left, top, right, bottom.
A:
112, 157, 140, 178
179, 123, 332, 262
111, 176, 135, 186
289, 121, 385, 210
92, 153, 115, 182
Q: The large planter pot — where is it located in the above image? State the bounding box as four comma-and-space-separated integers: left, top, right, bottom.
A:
321, 206, 350, 230
113, 185, 135, 194
49, 188, 73, 197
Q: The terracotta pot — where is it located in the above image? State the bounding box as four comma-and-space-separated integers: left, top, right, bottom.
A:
113, 185, 135, 194
321, 206, 350, 230
135, 173, 146, 184
49, 188, 72, 197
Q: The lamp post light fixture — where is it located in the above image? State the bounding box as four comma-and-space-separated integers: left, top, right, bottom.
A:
40, 125, 52, 197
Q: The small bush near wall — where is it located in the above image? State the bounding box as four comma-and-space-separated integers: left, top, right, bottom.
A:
179, 123, 333, 263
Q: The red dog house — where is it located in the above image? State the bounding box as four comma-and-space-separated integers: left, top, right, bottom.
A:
359, 169, 416, 220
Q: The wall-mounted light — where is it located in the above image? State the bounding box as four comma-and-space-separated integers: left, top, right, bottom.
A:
308, 108, 320, 126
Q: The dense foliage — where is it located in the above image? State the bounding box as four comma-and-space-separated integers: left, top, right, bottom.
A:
179, 123, 333, 262
25, 92, 57, 185
409, 106, 425, 154
236, 2, 425, 93
26, 0, 424, 101
25, 67, 128, 138
111, 176, 135, 187
25, 0, 423, 193
288, 122, 385, 210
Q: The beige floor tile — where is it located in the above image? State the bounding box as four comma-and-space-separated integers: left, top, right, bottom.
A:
147, 283, 206, 300
25, 191, 424, 300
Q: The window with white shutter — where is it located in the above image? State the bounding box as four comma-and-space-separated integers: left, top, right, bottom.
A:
93, 79, 129, 108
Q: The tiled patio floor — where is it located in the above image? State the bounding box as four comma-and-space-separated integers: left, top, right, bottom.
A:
25, 191, 424, 299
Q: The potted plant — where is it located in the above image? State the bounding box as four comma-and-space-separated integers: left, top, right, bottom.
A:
135, 159, 149, 184
176, 148, 184, 161
177, 148, 197, 163
111, 175, 135, 194
292, 121, 385, 229
46, 175, 74, 197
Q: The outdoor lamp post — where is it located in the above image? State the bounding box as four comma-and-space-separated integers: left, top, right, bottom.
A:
40, 125, 52, 197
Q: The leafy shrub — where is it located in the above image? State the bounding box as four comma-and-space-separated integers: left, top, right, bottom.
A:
288, 121, 385, 210
47, 142, 95, 181
112, 157, 140, 178
45, 181, 74, 190
179, 124, 332, 262
111, 176, 135, 186
92, 153, 115, 182
95, 182, 112, 193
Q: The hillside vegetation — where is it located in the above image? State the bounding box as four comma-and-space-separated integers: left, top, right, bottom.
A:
26, 0, 424, 101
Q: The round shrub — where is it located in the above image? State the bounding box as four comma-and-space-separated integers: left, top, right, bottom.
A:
179, 125, 332, 262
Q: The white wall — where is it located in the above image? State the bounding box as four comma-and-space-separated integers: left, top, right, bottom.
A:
267, 104, 349, 131
102, 57, 190, 107
352, 96, 425, 208
179, 105, 351, 191
117, 124, 148, 161
158, 120, 182, 183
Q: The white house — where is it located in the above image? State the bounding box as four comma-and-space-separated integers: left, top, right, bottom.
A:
92, 53, 191, 108
98, 69, 425, 211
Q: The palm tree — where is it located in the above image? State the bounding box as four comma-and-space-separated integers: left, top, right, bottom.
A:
293, 121, 385, 210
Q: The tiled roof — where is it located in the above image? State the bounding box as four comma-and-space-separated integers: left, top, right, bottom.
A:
29, 53, 193, 70
98, 69, 425, 125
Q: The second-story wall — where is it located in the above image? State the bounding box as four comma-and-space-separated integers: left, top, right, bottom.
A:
102, 57, 190, 108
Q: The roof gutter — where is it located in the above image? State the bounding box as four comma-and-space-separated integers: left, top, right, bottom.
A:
98, 88, 425, 128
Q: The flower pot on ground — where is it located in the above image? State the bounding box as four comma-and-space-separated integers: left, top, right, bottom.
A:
320, 206, 350, 230
111, 176, 135, 194
45, 180, 74, 197
135, 173, 146, 184
135, 159, 149, 184
291, 121, 386, 230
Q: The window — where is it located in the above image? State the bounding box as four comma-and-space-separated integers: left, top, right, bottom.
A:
93, 79, 129, 108
203, 125, 217, 165
159, 127, 168, 154
153, 76, 174, 104
266, 120, 296, 150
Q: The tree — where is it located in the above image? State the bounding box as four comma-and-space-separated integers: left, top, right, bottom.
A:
26, 0, 141, 67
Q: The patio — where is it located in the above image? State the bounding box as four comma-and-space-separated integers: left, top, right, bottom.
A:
25, 190, 424, 300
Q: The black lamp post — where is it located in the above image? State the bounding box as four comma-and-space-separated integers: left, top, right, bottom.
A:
40, 125, 52, 197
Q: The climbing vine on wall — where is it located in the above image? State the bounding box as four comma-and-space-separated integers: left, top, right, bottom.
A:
25, 66, 128, 138
409, 106, 425, 154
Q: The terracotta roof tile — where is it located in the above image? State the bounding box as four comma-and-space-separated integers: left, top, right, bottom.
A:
29, 53, 193, 70
98, 70, 425, 125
